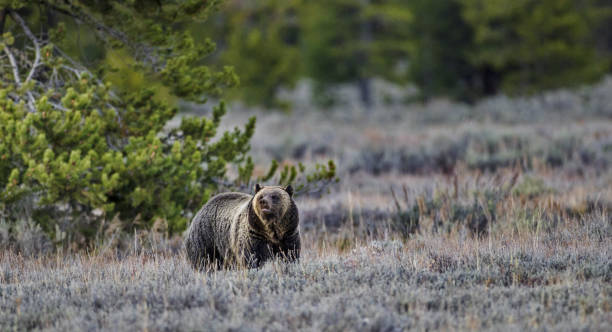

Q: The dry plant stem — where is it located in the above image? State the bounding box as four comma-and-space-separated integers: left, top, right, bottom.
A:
10, 11, 39, 85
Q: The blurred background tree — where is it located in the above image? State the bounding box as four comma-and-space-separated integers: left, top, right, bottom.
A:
460, 0, 610, 95
299, 0, 412, 109
205, 0, 611, 108
206, 0, 302, 109
406, 0, 477, 101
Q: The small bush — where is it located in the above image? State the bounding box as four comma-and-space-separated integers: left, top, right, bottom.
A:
512, 176, 553, 199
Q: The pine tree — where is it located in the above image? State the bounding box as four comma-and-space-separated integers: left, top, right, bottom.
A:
460, 0, 609, 94
300, 0, 412, 109
210, 0, 302, 109
0, 1, 335, 245
407, 0, 478, 101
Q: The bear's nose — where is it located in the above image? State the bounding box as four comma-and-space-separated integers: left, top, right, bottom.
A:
259, 196, 270, 209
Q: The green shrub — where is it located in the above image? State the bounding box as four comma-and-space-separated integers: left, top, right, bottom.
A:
0, 3, 336, 247
512, 176, 554, 199
0, 74, 253, 236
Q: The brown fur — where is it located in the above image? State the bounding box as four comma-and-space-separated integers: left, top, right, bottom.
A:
184, 184, 300, 270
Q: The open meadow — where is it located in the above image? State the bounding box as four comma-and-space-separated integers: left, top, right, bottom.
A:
2, 80, 612, 331
2, 2, 612, 331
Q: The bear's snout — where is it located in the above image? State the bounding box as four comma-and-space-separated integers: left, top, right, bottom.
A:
258, 196, 270, 209
258, 196, 273, 215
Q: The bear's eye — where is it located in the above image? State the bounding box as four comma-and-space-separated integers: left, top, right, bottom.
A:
271, 194, 279, 201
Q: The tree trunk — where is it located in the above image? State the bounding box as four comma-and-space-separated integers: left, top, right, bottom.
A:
359, 0, 372, 111
0, 9, 7, 35
358, 77, 372, 110
482, 66, 499, 95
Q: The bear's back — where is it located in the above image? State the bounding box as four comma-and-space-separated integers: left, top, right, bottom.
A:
206, 192, 252, 210
185, 192, 252, 269
199, 191, 251, 237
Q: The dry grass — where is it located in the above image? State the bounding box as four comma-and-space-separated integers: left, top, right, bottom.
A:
1, 224, 610, 331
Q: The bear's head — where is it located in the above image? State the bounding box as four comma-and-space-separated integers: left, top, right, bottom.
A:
252, 184, 294, 224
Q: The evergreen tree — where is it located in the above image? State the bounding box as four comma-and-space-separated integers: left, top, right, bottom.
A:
407, 0, 477, 101
211, 0, 302, 109
585, 0, 612, 62
300, 0, 412, 109
0, 1, 335, 245
460, 0, 609, 94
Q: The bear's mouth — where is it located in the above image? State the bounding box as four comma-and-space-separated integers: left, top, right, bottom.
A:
261, 208, 275, 218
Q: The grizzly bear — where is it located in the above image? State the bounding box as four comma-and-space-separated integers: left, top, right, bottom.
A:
184, 184, 300, 270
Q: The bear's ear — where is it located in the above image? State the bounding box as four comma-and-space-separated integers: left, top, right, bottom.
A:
285, 185, 294, 197
254, 183, 263, 193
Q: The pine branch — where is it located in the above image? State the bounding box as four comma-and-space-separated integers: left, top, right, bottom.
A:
47, 1, 130, 45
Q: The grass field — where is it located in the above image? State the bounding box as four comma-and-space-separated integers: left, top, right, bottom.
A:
1, 81, 612, 331
1, 231, 610, 331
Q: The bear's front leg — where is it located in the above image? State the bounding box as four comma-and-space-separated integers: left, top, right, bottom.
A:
279, 232, 301, 263
243, 240, 276, 268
